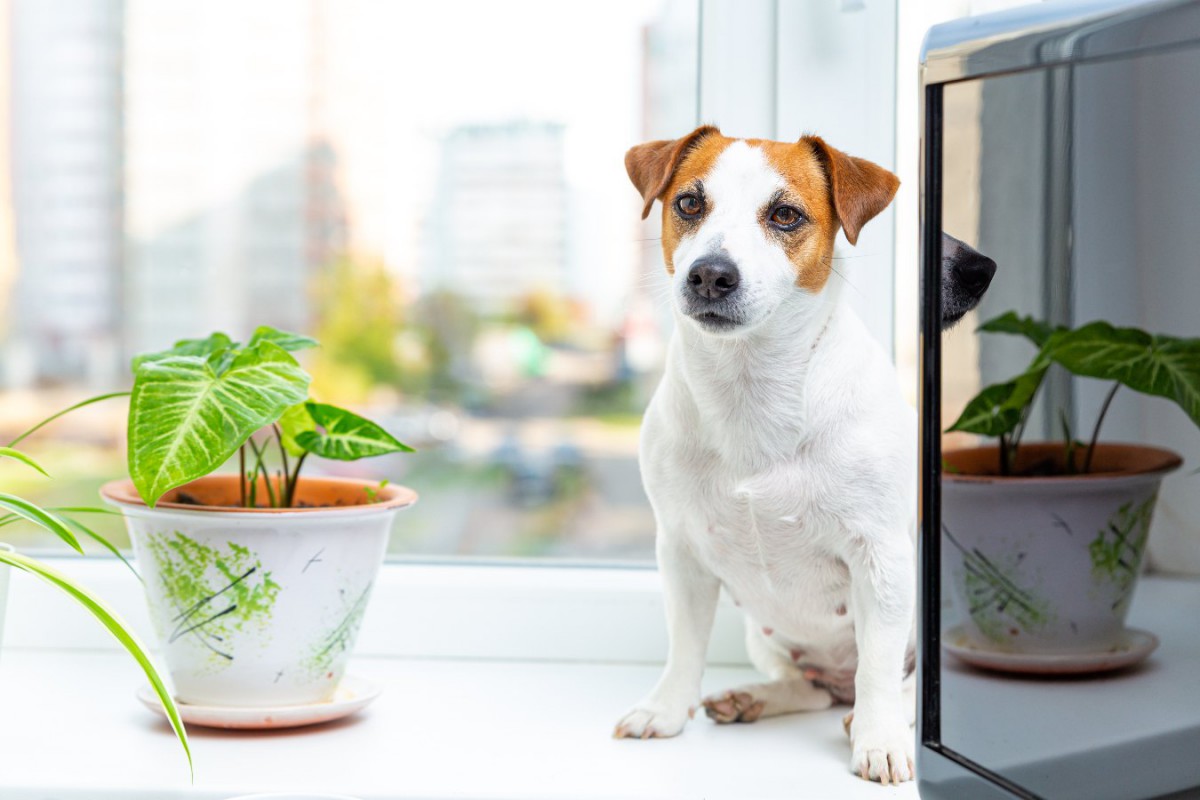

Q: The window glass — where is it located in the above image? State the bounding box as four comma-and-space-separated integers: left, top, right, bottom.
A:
0, 0, 699, 560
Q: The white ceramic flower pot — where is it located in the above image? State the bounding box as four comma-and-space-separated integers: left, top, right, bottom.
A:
942, 443, 1180, 654
102, 476, 416, 707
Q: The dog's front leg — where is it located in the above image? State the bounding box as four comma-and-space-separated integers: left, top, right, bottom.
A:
846, 535, 916, 784
613, 533, 719, 739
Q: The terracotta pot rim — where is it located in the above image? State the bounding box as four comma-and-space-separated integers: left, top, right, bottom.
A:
100, 474, 417, 515
942, 441, 1182, 483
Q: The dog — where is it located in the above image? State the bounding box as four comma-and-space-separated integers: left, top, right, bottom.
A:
940, 232, 996, 327
612, 126, 918, 784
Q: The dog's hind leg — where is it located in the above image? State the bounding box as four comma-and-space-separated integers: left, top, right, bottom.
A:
702, 623, 833, 724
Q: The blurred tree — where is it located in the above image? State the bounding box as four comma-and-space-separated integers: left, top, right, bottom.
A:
310, 257, 416, 403
517, 288, 577, 345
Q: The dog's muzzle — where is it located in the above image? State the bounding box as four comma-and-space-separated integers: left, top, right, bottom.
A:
682, 254, 744, 331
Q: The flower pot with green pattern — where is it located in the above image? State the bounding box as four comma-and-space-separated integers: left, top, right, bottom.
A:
942, 443, 1180, 654
103, 476, 414, 707
105, 327, 416, 707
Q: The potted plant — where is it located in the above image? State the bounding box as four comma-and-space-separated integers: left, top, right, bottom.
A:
0, 396, 190, 772
100, 327, 417, 708
942, 313, 1197, 657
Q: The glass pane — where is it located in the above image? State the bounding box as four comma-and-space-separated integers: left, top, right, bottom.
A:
0, 0, 699, 560
938, 47, 1200, 798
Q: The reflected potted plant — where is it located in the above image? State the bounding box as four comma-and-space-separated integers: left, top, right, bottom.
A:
0, 396, 190, 773
100, 327, 417, 708
942, 313, 1198, 659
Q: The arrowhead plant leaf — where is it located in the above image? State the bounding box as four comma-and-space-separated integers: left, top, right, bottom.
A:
132, 332, 236, 371
128, 341, 311, 506
247, 326, 319, 353
1042, 322, 1200, 428
977, 312, 1061, 348
277, 402, 316, 458
294, 402, 414, 461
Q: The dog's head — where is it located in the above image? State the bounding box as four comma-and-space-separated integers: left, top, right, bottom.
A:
940, 233, 996, 328
626, 126, 899, 335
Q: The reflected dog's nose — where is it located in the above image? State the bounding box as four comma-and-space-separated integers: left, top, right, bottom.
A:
952, 250, 996, 296
686, 255, 740, 300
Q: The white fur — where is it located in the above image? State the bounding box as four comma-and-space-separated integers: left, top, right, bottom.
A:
614, 142, 917, 785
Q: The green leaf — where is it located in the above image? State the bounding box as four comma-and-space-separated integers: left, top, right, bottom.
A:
0, 549, 192, 778
978, 312, 1061, 348
58, 513, 140, 579
0, 447, 49, 477
1042, 322, 1200, 428
0, 493, 84, 553
132, 332, 236, 371
7, 392, 129, 448
247, 326, 319, 353
946, 359, 1050, 436
947, 381, 1026, 436
277, 402, 315, 458
129, 341, 311, 506
294, 402, 414, 461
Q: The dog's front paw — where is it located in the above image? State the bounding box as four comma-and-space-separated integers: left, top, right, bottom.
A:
849, 712, 915, 784
613, 701, 693, 739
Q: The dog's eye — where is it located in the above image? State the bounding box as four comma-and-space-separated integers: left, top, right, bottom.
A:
769, 205, 804, 230
675, 194, 703, 218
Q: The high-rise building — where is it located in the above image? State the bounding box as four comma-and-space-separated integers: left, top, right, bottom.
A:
5, 0, 124, 388
422, 122, 568, 314
122, 0, 342, 357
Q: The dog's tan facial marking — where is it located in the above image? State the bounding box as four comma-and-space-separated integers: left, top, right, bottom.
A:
624, 126, 733, 275
756, 140, 841, 293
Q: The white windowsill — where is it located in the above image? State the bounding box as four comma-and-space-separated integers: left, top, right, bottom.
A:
0, 650, 915, 800
0, 558, 916, 799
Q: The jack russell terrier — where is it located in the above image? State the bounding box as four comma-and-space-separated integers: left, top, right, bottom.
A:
613, 126, 920, 784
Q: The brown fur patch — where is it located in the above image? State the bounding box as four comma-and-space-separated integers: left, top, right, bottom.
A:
625, 129, 897, 287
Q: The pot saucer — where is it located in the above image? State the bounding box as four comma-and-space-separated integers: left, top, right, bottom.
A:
137, 675, 382, 730
942, 626, 1158, 676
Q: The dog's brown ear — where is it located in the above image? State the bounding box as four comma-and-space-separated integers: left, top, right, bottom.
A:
626, 126, 720, 220
802, 136, 899, 246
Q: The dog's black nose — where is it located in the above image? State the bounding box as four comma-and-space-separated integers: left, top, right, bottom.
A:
687, 255, 740, 300
952, 251, 996, 296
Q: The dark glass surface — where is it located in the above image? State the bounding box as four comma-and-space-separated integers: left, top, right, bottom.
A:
922, 33, 1200, 800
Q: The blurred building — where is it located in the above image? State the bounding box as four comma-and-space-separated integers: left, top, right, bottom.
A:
4, 0, 124, 388
122, 0, 343, 357
422, 122, 568, 314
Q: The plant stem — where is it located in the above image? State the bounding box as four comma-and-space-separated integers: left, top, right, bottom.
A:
287, 453, 308, 507
247, 437, 275, 507
273, 424, 290, 504
999, 433, 1010, 476
1083, 383, 1120, 474
239, 445, 248, 507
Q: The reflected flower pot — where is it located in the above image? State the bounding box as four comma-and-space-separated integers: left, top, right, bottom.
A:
102, 475, 415, 707
941, 443, 1180, 654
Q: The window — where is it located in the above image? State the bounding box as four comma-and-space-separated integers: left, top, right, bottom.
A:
1, 0, 699, 561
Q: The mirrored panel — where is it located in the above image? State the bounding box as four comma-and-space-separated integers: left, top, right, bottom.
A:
936, 44, 1200, 800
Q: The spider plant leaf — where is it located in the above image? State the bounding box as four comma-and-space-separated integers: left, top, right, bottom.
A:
6, 392, 130, 448
128, 341, 311, 507
0, 549, 192, 778
1042, 322, 1200, 428
58, 514, 140, 580
0, 447, 50, 477
247, 326, 319, 353
294, 402, 414, 461
0, 493, 83, 553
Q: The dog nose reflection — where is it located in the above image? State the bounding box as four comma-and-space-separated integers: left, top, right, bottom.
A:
687, 255, 740, 300
952, 250, 996, 297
